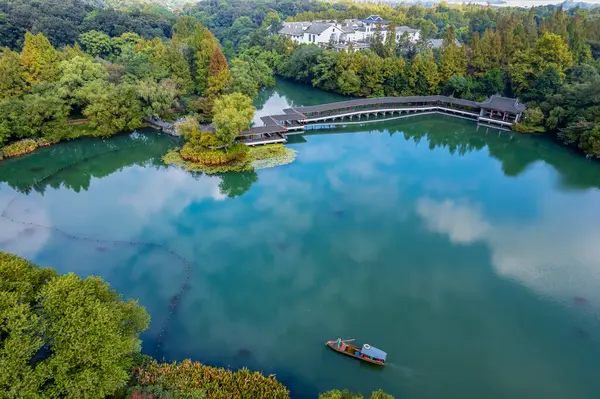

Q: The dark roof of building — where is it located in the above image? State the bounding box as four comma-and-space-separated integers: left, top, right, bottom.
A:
238, 125, 285, 136
286, 96, 479, 114
305, 22, 333, 35
278, 22, 309, 36
263, 113, 306, 122
428, 39, 461, 49
477, 96, 526, 113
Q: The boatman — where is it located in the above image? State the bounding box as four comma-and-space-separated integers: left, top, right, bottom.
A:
337, 337, 342, 348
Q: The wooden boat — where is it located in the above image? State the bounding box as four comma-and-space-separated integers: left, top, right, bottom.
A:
326, 339, 386, 366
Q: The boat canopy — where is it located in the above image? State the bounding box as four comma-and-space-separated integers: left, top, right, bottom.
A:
361, 344, 387, 361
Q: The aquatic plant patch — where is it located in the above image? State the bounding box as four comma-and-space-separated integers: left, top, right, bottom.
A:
251, 145, 296, 170
131, 359, 290, 399
163, 144, 296, 173
1, 139, 38, 158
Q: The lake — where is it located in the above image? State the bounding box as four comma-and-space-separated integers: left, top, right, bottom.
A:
1, 79, 600, 399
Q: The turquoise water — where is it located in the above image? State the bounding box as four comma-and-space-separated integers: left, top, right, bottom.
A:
2, 80, 600, 398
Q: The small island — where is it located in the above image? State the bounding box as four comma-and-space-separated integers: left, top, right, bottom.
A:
162, 93, 296, 174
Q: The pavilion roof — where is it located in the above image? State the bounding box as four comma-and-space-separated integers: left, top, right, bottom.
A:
476, 96, 526, 113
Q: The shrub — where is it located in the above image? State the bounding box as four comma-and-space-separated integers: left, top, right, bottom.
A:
130, 359, 290, 399
513, 107, 545, 133
1, 139, 38, 158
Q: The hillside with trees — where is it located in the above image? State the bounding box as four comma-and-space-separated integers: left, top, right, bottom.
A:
0, 1, 274, 160
247, 3, 600, 156
1, 0, 600, 157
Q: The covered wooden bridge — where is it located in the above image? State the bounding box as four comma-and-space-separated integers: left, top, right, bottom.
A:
238, 95, 525, 145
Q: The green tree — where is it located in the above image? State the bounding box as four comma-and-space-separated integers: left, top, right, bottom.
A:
548, 5, 568, 40
408, 50, 439, 95
0, 47, 28, 100
111, 32, 143, 57
136, 79, 177, 118
193, 25, 218, 95
57, 56, 108, 106
371, 24, 385, 58
83, 83, 144, 136
262, 11, 283, 35
228, 59, 258, 98
479, 28, 502, 69
166, 42, 194, 95
212, 92, 254, 146
337, 70, 361, 96
478, 68, 505, 96
59, 43, 87, 61
172, 16, 203, 44
567, 16, 592, 64
439, 25, 467, 83
175, 115, 201, 140
513, 107, 545, 133
78, 30, 114, 58
0, 252, 149, 399
0, 99, 26, 144
469, 31, 485, 75
524, 7, 538, 46
21, 93, 71, 142
20, 32, 58, 84
578, 124, 600, 156
384, 22, 397, 58
279, 45, 323, 84
509, 32, 573, 95
312, 51, 339, 92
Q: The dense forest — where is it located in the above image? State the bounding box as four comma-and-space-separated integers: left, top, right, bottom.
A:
0, 0, 277, 159
1, 0, 600, 157
182, 0, 600, 156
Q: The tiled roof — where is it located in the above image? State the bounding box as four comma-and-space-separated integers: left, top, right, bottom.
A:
278, 22, 310, 36
477, 96, 527, 113
286, 96, 480, 114
428, 38, 461, 48
305, 22, 333, 35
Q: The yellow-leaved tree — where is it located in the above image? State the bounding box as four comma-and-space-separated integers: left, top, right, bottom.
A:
20, 32, 59, 84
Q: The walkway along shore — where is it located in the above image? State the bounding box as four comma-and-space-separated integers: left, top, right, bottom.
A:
238, 95, 526, 146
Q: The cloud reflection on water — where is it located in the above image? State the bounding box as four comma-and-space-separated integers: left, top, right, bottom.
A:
415, 194, 600, 304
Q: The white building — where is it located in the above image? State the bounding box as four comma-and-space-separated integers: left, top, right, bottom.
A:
278, 15, 420, 50
278, 21, 346, 45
